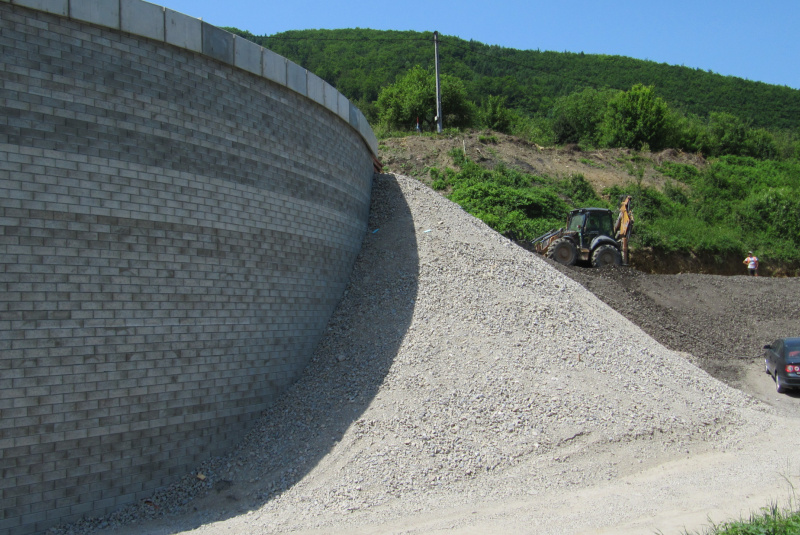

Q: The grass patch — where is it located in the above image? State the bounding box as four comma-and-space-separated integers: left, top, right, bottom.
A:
580, 158, 605, 169
682, 502, 800, 534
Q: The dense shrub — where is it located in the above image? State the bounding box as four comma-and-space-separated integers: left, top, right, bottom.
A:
479, 95, 512, 133
551, 88, 617, 145
600, 84, 670, 151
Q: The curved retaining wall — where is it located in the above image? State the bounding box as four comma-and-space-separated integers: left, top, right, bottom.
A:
0, 1, 377, 533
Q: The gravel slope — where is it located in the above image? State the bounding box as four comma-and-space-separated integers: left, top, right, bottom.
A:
553, 264, 800, 400
59, 174, 799, 535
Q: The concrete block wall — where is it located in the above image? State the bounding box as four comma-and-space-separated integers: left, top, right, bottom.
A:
0, 1, 377, 533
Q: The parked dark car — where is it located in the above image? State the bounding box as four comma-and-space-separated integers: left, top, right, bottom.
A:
764, 337, 800, 393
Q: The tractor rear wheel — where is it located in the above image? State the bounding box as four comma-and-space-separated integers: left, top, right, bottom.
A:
591, 245, 622, 268
546, 238, 578, 266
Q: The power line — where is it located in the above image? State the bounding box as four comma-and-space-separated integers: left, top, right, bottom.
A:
263, 32, 549, 76
260, 31, 615, 95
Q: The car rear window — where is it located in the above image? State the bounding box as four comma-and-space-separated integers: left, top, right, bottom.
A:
785, 344, 800, 361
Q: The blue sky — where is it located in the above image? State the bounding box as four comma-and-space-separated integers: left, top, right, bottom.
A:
156, 0, 800, 90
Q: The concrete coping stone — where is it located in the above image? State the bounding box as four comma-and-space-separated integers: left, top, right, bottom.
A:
337, 93, 350, 123
307, 72, 325, 107
120, 0, 163, 41
323, 82, 339, 116
165, 8, 202, 53
235, 35, 262, 76
10, 0, 69, 16
70, 0, 120, 28
263, 48, 287, 86
286, 59, 308, 97
202, 21, 234, 64
8, 0, 379, 157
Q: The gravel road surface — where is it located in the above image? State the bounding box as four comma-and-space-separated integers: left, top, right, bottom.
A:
56, 174, 800, 535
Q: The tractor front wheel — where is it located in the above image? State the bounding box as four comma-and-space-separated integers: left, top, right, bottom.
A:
546, 238, 578, 266
591, 245, 622, 268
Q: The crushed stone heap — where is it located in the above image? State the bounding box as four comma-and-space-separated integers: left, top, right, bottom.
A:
204, 174, 756, 531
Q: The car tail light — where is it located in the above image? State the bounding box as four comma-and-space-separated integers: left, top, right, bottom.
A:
785, 364, 800, 374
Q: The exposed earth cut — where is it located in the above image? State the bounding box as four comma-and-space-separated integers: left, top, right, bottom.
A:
62, 173, 800, 535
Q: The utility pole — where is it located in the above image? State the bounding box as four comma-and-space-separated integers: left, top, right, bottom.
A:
434, 31, 443, 133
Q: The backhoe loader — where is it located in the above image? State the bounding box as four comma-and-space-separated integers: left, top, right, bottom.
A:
529, 196, 633, 267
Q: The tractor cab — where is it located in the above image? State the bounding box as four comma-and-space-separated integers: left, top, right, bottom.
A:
567, 208, 615, 249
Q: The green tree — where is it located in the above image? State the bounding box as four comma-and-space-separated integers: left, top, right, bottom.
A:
664, 112, 709, 154
377, 65, 473, 131
745, 128, 779, 160
479, 94, 512, 133
707, 112, 748, 156
600, 84, 670, 150
551, 87, 617, 145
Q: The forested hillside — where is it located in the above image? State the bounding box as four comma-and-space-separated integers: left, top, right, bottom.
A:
228, 28, 800, 132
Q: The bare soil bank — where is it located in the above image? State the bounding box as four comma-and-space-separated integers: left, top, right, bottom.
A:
379, 131, 705, 197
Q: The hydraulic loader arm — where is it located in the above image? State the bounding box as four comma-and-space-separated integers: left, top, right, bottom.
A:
615, 196, 633, 238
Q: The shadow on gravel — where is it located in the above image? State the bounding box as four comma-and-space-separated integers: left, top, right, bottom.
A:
158, 173, 419, 531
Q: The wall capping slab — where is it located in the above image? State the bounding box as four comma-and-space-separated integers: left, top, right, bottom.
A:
11, 0, 69, 15
165, 7, 201, 52
235, 35, 263, 75
69, 0, 119, 29
120, 0, 164, 41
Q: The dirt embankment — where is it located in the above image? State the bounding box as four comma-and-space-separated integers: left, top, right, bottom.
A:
379, 131, 706, 196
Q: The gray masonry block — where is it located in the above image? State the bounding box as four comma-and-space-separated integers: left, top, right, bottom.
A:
165, 8, 201, 53
120, 0, 165, 42
262, 49, 286, 86
234, 36, 262, 76
202, 22, 233, 64
12, 0, 68, 15
69, 0, 120, 29
286, 60, 306, 97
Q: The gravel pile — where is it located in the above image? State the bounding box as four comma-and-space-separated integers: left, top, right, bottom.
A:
55, 174, 765, 535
